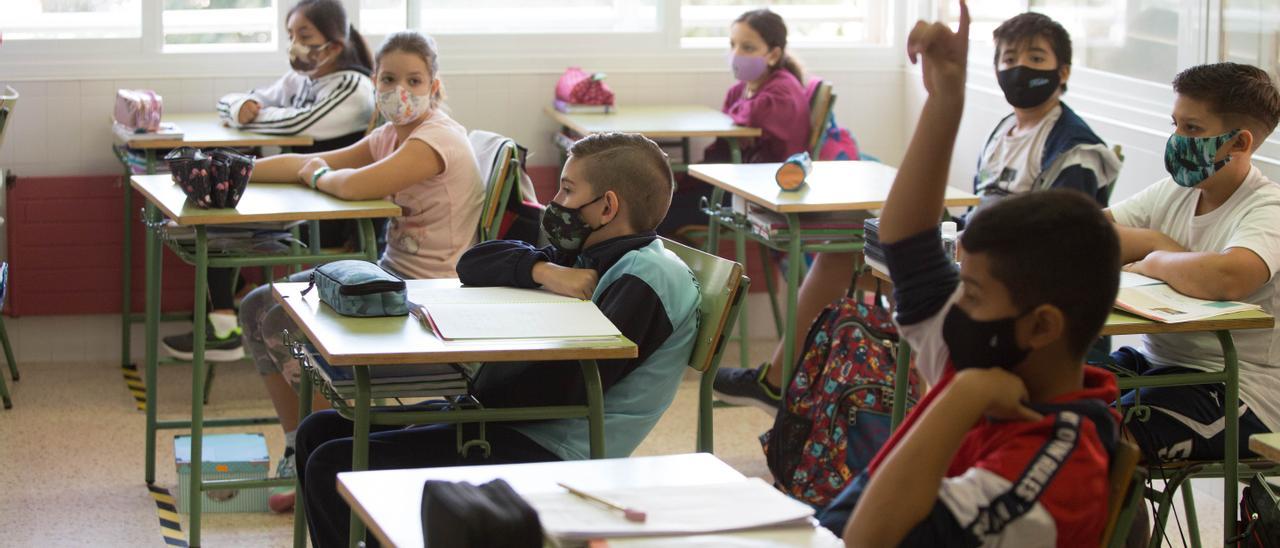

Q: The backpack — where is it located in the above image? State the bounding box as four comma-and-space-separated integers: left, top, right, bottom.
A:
815, 111, 864, 162
1238, 474, 1280, 548
760, 286, 920, 508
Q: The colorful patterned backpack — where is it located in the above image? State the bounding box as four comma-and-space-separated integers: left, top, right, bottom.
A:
761, 288, 919, 508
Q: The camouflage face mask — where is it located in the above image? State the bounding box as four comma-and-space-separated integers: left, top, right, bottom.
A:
540, 194, 607, 254
1164, 129, 1240, 188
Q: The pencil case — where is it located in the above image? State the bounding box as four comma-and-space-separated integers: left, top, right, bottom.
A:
303, 260, 408, 317
114, 89, 164, 132
776, 151, 812, 191
165, 147, 254, 209
421, 479, 542, 548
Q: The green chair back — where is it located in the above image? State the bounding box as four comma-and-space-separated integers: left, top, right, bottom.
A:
659, 237, 748, 453
807, 81, 835, 157
469, 130, 521, 241
1101, 439, 1147, 548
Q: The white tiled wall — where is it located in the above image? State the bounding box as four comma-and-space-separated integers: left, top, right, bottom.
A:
0, 68, 907, 178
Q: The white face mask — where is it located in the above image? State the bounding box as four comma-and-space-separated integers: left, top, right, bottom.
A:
376, 84, 432, 125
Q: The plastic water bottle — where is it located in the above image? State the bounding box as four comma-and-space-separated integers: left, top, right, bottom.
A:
940, 221, 959, 263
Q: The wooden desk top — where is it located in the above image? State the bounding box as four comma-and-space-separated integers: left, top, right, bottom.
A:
117, 112, 314, 149
1249, 433, 1280, 464
130, 174, 401, 226
868, 264, 1274, 336
273, 280, 638, 366
338, 453, 840, 548
690, 161, 981, 213
543, 105, 762, 139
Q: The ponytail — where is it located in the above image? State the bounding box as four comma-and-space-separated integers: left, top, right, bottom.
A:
346, 24, 374, 75
778, 53, 805, 86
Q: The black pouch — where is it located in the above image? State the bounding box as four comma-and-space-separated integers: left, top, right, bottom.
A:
1238, 474, 1280, 548
421, 479, 542, 548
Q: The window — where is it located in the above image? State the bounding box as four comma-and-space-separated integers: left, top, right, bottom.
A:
681, 0, 891, 48
1222, 0, 1280, 79
4, 0, 141, 40
413, 0, 659, 35
162, 0, 277, 53
360, 0, 406, 36
941, 0, 1184, 85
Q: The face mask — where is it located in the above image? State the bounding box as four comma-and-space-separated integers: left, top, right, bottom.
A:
941, 306, 1030, 371
730, 54, 769, 83
996, 66, 1061, 109
541, 195, 607, 254
289, 41, 335, 76
1164, 129, 1240, 188
376, 85, 432, 126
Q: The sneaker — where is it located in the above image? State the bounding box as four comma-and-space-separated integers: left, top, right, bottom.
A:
161, 328, 245, 362
268, 454, 296, 514
713, 363, 782, 412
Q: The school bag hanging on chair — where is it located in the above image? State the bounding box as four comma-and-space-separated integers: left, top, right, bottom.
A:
760, 274, 919, 508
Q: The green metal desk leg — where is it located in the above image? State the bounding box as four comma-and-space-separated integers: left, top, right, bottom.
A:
780, 213, 803, 389
733, 219, 750, 370
705, 188, 725, 255
308, 220, 321, 254
727, 138, 743, 164
890, 341, 912, 432
121, 162, 135, 371
359, 218, 377, 263
293, 362, 314, 548
348, 366, 372, 548
580, 359, 605, 459
144, 202, 163, 484
1218, 330, 1239, 547
1182, 487, 1202, 548
188, 227, 210, 547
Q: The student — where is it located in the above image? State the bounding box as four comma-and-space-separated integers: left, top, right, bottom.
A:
658, 8, 810, 234
825, 4, 1122, 545
163, 0, 377, 363
1107, 62, 1280, 462
293, 132, 701, 546
235, 30, 483, 512
714, 10, 1121, 411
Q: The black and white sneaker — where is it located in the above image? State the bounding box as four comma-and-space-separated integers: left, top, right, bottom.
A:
162, 329, 245, 362
713, 363, 782, 412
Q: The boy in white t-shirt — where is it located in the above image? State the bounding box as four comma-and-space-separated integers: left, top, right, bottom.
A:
1107, 62, 1280, 461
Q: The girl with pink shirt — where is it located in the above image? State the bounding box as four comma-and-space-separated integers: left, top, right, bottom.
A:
661, 8, 811, 233
237, 30, 483, 513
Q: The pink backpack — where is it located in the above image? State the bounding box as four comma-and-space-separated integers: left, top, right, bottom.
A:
555, 67, 615, 106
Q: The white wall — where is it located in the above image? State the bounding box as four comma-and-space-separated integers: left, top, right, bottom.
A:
0, 67, 906, 178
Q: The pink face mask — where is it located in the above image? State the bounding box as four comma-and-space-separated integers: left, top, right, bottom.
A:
730, 54, 769, 82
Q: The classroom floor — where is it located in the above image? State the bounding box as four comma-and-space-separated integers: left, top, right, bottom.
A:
0, 333, 1232, 547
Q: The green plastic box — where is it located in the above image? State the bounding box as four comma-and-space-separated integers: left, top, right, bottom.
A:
175, 433, 270, 513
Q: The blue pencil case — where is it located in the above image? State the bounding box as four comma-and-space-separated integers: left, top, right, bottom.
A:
303, 260, 408, 317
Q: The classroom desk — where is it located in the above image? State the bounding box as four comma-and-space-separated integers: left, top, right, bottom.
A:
112, 113, 315, 376
131, 173, 395, 547
691, 161, 980, 378
337, 453, 842, 548
272, 279, 638, 547
1250, 433, 1280, 464
871, 263, 1273, 547
543, 105, 761, 167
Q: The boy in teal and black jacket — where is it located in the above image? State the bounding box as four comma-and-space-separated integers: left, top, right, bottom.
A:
294, 132, 700, 547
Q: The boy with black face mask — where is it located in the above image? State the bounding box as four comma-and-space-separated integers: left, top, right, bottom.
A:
817, 3, 1125, 545
969, 12, 1121, 215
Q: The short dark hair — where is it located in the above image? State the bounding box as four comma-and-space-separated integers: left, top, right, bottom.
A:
1173, 62, 1280, 147
961, 190, 1119, 359
992, 13, 1072, 92
568, 133, 674, 232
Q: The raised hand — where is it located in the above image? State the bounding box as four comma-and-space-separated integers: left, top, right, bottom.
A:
906, 0, 970, 98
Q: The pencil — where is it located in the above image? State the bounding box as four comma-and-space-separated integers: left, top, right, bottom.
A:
557, 482, 647, 523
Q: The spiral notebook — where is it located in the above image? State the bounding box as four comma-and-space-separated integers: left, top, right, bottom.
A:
409, 286, 622, 341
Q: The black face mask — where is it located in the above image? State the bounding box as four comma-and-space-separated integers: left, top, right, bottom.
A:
996, 65, 1061, 109
941, 306, 1030, 371
540, 195, 608, 255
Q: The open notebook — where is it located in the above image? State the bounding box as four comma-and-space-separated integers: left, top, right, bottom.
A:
1116, 283, 1261, 323
409, 286, 622, 341
525, 478, 815, 543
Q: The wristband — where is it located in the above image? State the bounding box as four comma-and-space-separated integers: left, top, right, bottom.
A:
310, 166, 330, 189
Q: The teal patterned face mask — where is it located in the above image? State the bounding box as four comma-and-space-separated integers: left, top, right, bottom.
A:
1164, 129, 1240, 187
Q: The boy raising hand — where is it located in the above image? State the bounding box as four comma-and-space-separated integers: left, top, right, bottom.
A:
827, 3, 1125, 546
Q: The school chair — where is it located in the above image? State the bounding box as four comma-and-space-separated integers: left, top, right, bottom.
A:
807, 80, 836, 158
0, 86, 19, 410
468, 130, 529, 242
1102, 438, 1148, 548
1134, 457, 1279, 548
660, 237, 748, 453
